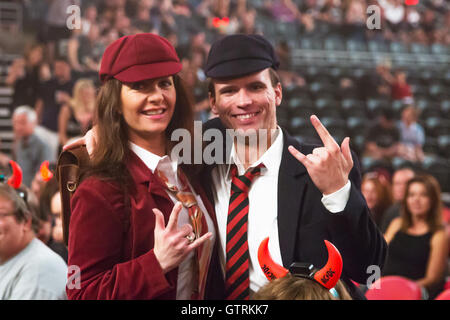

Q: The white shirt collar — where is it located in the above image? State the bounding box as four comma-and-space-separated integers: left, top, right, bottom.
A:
128, 141, 178, 175
227, 126, 284, 178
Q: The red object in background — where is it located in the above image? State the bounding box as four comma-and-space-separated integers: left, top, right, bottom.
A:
435, 289, 450, 300
405, 0, 419, 5
212, 17, 230, 28
366, 276, 422, 300
40, 160, 53, 181
7, 160, 22, 189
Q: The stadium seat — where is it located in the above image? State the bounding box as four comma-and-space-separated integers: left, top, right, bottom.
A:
314, 97, 341, 118
324, 37, 345, 51
368, 41, 388, 53
435, 289, 450, 300
365, 276, 422, 300
320, 117, 346, 142
389, 42, 408, 54
422, 156, 450, 193
437, 135, 450, 158
288, 97, 313, 112
429, 83, 449, 101
431, 44, 449, 55
423, 137, 439, 155
341, 99, 367, 118
424, 117, 450, 137
366, 98, 390, 117
410, 43, 430, 55
346, 117, 368, 136
346, 40, 367, 52
441, 100, 450, 118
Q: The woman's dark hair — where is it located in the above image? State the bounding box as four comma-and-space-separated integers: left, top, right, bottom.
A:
85, 74, 196, 186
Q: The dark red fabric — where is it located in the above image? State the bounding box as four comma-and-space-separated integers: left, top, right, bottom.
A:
67, 151, 215, 300
391, 82, 412, 100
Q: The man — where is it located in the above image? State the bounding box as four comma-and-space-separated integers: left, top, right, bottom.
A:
64, 34, 386, 300
380, 167, 415, 233
201, 34, 386, 300
35, 57, 74, 133
0, 184, 67, 299
12, 106, 53, 187
364, 107, 401, 161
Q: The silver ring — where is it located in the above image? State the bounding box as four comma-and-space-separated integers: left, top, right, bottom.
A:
186, 234, 195, 243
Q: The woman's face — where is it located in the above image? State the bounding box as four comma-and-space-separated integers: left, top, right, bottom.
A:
120, 76, 176, 146
80, 86, 96, 105
362, 180, 378, 210
406, 182, 431, 218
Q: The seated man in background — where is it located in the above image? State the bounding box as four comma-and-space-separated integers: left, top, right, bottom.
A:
12, 106, 53, 187
364, 107, 401, 163
0, 184, 67, 300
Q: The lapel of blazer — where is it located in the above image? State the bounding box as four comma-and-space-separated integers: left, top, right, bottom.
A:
126, 151, 173, 204
277, 128, 309, 267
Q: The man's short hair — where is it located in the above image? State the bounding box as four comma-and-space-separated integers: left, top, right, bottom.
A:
13, 105, 37, 123
0, 184, 30, 224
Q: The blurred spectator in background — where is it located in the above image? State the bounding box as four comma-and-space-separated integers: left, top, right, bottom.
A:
0, 139, 10, 168
5, 44, 44, 111
0, 184, 67, 299
344, 0, 367, 41
389, 69, 413, 102
36, 176, 67, 263
384, 175, 448, 299
58, 79, 95, 147
276, 41, 307, 88
12, 106, 53, 187
264, 0, 302, 24
359, 61, 392, 100
80, 4, 98, 36
364, 107, 401, 163
42, 0, 81, 63
67, 24, 104, 73
397, 105, 425, 163
378, 0, 405, 40
35, 57, 74, 133
381, 167, 415, 233
362, 172, 393, 228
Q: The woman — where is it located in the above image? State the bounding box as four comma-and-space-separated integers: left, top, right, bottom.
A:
383, 175, 448, 299
67, 33, 215, 300
361, 173, 393, 228
58, 78, 95, 147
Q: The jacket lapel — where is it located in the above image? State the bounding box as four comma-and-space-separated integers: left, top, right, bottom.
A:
277, 129, 309, 267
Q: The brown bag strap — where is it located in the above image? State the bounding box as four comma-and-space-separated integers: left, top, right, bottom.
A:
57, 146, 90, 246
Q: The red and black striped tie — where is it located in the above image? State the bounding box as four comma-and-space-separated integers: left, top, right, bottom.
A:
225, 164, 264, 300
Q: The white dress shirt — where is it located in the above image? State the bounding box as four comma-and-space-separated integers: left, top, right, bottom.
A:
129, 142, 216, 300
211, 127, 351, 296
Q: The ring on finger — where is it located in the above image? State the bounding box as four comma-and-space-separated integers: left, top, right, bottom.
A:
185, 233, 195, 243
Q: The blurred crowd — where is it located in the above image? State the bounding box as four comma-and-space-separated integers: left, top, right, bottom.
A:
0, 0, 449, 300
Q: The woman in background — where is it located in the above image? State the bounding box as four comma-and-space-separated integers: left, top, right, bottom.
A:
384, 175, 448, 299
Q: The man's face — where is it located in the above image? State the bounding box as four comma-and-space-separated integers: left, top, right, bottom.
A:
54, 61, 70, 81
0, 196, 29, 263
210, 69, 282, 133
392, 169, 415, 202
12, 113, 32, 138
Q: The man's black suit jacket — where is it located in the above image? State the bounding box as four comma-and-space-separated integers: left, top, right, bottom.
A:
202, 118, 387, 300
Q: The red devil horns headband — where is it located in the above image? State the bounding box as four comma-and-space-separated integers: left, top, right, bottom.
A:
257, 237, 343, 290
40, 161, 53, 182
7, 160, 23, 189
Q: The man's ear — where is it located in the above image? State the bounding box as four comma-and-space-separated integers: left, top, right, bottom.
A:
275, 82, 282, 107
23, 216, 33, 232
208, 92, 218, 114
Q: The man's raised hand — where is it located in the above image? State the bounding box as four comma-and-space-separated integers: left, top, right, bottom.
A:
288, 115, 353, 195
